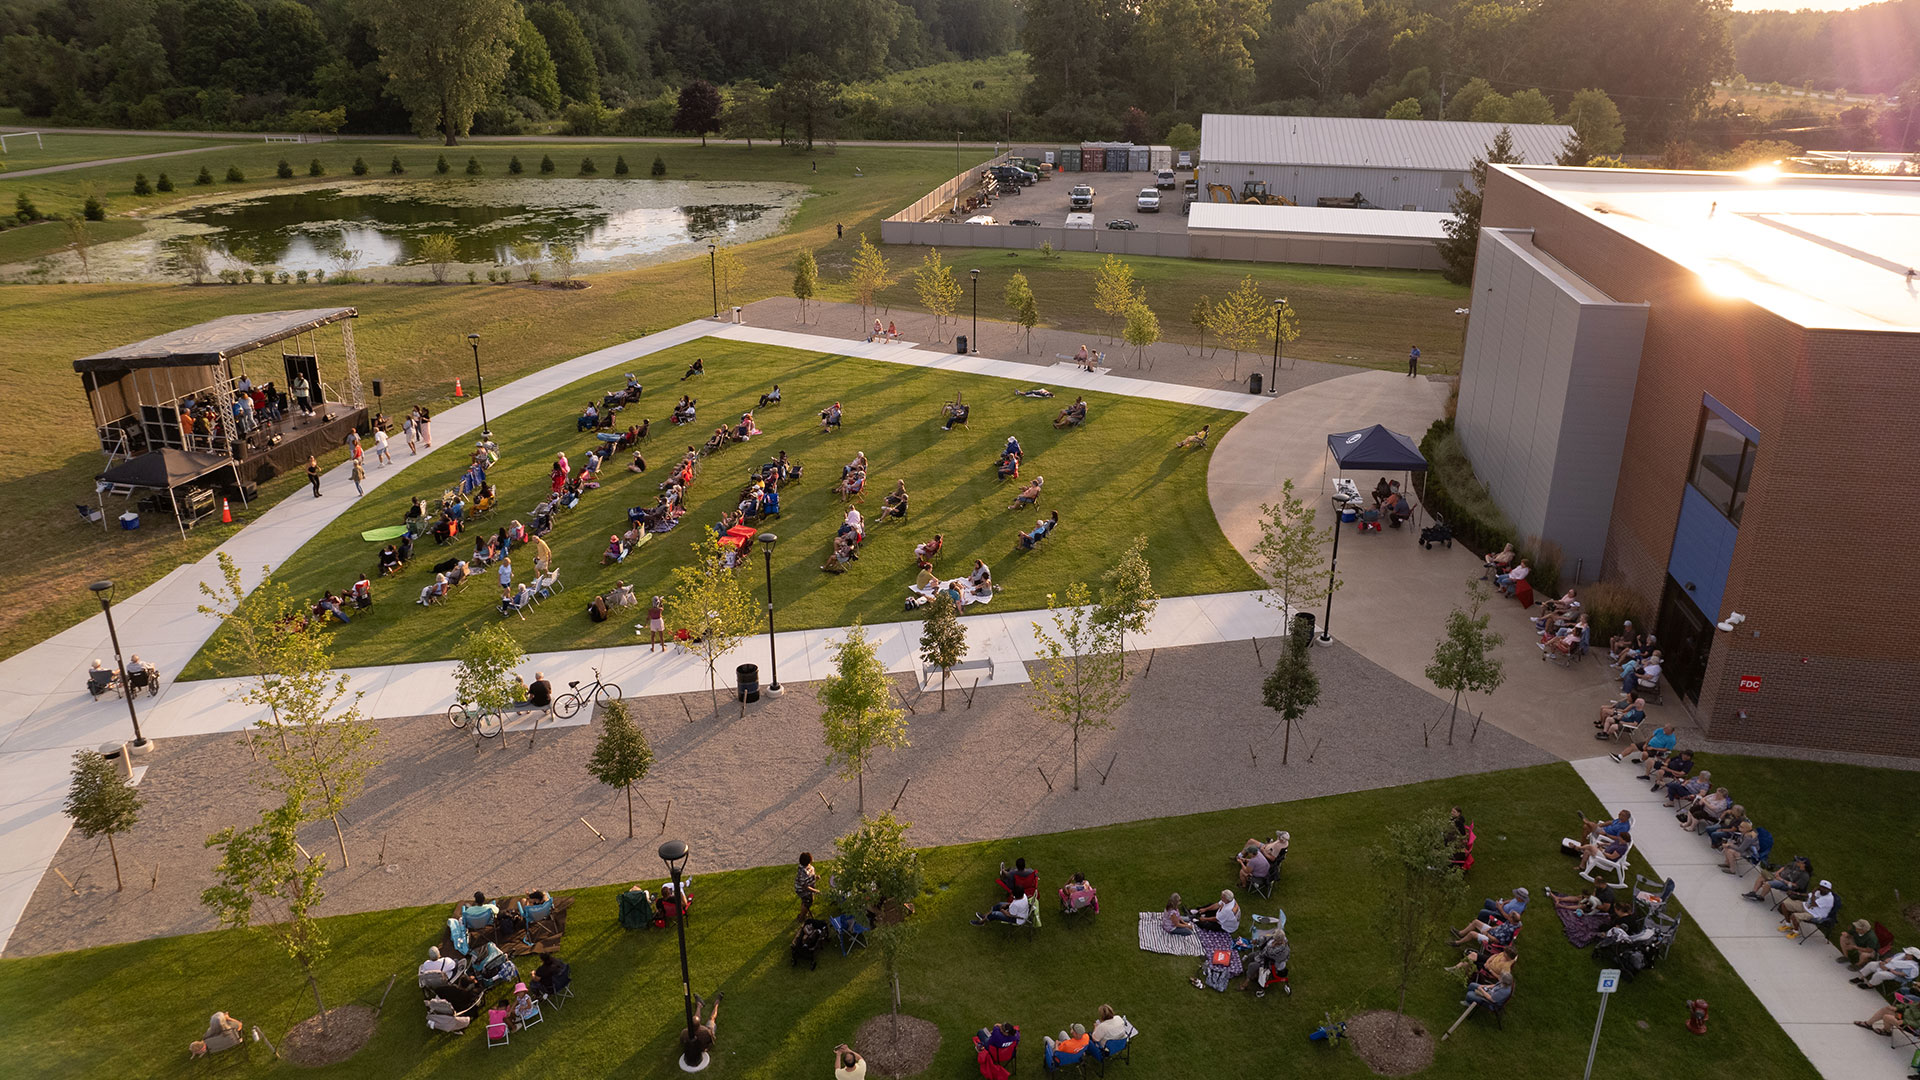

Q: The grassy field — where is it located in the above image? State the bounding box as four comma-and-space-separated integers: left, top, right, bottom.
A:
0, 764, 1815, 1079
181, 338, 1255, 677
0, 132, 235, 172
0, 216, 145, 264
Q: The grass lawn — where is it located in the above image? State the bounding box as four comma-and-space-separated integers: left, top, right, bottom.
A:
0, 216, 145, 264
1694, 754, 1920, 945
0, 132, 235, 172
181, 338, 1255, 677
0, 764, 1813, 1079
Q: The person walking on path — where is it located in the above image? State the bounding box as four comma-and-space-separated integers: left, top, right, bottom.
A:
349, 429, 362, 463
1407, 345, 1421, 377
645, 595, 666, 651
306, 456, 322, 498
402, 411, 418, 455
373, 426, 391, 465
350, 457, 366, 496
418, 406, 432, 448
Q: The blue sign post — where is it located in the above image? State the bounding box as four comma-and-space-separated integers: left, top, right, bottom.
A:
1583, 969, 1621, 1080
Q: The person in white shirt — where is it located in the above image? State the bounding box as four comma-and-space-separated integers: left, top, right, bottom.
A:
832, 1045, 866, 1080
1192, 889, 1240, 933
1090, 1005, 1134, 1046
1853, 946, 1920, 988
418, 946, 458, 985
1780, 880, 1837, 938
976, 893, 1031, 926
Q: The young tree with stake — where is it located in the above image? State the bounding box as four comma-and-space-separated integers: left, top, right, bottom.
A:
667, 527, 766, 716
64, 749, 143, 891
1029, 583, 1129, 790
918, 592, 968, 711
454, 623, 527, 717
1091, 254, 1138, 343
1262, 615, 1322, 764
848, 234, 895, 331
913, 248, 961, 342
202, 792, 334, 1033
1250, 478, 1338, 628
1122, 295, 1160, 368
587, 700, 655, 838
792, 248, 819, 323
1424, 580, 1507, 745
1096, 535, 1158, 669
1004, 271, 1040, 352
833, 813, 924, 1041
714, 245, 746, 310
818, 623, 909, 814
1372, 807, 1467, 1028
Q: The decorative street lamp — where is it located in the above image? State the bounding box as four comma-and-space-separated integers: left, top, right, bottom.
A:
758, 533, 782, 695
88, 581, 149, 750
708, 242, 718, 319
1320, 508, 1342, 645
1269, 297, 1289, 393
659, 839, 705, 1071
466, 333, 490, 437
969, 268, 981, 353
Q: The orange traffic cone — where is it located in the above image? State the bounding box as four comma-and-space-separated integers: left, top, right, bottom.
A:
221, 497, 232, 524
454, 377, 464, 397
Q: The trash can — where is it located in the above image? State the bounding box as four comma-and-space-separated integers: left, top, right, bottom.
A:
1248, 371, 1263, 394
736, 663, 760, 703
1292, 612, 1316, 639
956, 334, 968, 355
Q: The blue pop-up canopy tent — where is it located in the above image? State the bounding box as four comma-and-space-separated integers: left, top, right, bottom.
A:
1313, 424, 1430, 644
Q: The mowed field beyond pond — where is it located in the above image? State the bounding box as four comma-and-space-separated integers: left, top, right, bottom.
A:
182, 339, 1257, 677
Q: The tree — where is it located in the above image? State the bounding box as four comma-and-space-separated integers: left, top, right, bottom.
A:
389, 156, 405, 175
419, 232, 458, 284
1437, 127, 1523, 286
63, 215, 92, 281
1250, 478, 1337, 627
1004, 271, 1039, 352
587, 700, 654, 838
1445, 77, 1496, 122
1424, 580, 1507, 745
714, 245, 745, 309
435, 154, 450, 174
1091, 254, 1138, 343
181, 236, 213, 284
1385, 97, 1424, 120
1120, 295, 1160, 368
1563, 88, 1626, 155
675, 79, 724, 145
651, 155, 667, 177
1096, 535, 1158, 665
1504, 88, 1557, 125
550, 242, 577, 283
65, 749, 143, 891
360, 0, 520, 145
1211, 274, 1275, 380
276, 158, 294, 179
1469, 92, 1511, 123
1190, 295, 1214, 356
506, 16, 562, 112
1262, 615, 1321, 765
770, 55, 838, 151
203, 792, 333, 1032
1373, 807, 1466, 1025
913, 248, 962, 343
527, 1, 597, 103
196, 165, 215, 185
1138, 0, 1266, 113
666, 527, 764, 715
1028, 582, 1128, 790
918, 592, 968, 711
848, 233, 895, 329
454, 622, 526, 715
1166, 121, 1200, 150
817, 623, 909, 815
132, 173, 153, 196
466, 155, 483, 175
1289, 0, 1368, 101
792, 249, 819, 323
539, 153, 555, 174
722, 83, 772, 147
832, 812, 924, 1039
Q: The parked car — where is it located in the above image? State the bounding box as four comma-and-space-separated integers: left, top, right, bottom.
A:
1064, 213, 1095, 229
1136, 188, 1161, 212
989, 165, 1034, 187
1176, 150, 1194, 169
1008, 218, 1040, 226
1105, 218, 1138, 230
964, 214, 996, 225
1155, 169, 1177, 190
1069, 184, 1095, 211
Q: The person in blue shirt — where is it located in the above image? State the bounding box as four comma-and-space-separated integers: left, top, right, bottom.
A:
1627, 724, 1677, 764
1478, 887, 1530, 925
1579, 808, 1633, 841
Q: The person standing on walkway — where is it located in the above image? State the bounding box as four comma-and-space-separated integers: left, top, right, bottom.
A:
1407, 345, 1421, 377
350, 457, 366, 496
373, 426, 391, 465
402, 410, 418, 455
306, 455, 322, 498
418, 406, 432, 448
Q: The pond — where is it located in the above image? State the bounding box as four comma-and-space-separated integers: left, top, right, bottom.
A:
4, 177, 810, 282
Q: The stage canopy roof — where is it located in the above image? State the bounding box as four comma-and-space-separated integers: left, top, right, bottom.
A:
73, 308, 357, 373
97, 447, 235, 490
1326, 424, 1428, 471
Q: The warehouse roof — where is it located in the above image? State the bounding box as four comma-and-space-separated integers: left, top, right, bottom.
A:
1500, 165, 1920, 332
1199, 114, 1574, 172
1187, 202, 1450, 240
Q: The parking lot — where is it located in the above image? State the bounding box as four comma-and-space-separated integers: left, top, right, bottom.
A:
982, 169, 1194, 235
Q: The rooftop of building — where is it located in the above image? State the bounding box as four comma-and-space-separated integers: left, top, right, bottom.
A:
1500, 165, 1920, 333
1187, 201, 1450, 240
1199, 114, 1574, 172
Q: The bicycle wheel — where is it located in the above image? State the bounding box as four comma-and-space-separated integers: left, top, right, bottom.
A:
475, 711, 504, 739
593, 682, 622, 707
447, 703, 473, 730
553, 693, 583, 720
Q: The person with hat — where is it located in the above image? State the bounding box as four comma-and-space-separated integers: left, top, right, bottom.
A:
1778, 879, 1837, 939
1044, 1024, 1091, 1068
1853, 945, 1920, 988
1838, 919, 1886, 969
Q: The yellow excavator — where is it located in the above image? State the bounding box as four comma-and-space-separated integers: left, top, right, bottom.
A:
1240, 180, 1296, 206
1206, 183, 1237, 203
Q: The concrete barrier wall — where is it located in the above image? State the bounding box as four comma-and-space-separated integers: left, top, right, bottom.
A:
884, 155, 1011, 231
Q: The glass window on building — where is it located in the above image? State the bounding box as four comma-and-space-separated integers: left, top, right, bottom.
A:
1689, 409, 1757, 525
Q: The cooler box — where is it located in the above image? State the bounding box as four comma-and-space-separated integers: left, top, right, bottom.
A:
119, 512, 140, 530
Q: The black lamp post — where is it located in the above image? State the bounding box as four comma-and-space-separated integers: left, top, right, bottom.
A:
88, 581, 149, 749
659, 839, 705, 1071
1320, 508, 1342, 644
466, 333, 490, 437
1269, 297, 1288, 393
969, 268, 980, 352
758, 533, 782, 695
707, 242, 718, 318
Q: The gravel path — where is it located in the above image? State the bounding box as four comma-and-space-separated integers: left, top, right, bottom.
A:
8, 636, 1551, 957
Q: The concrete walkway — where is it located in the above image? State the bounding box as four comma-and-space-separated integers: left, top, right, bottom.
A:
0, 143, 243, 179
1574, 756, 1906, 1080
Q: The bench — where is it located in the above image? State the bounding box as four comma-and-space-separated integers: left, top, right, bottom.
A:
924, 655, 994, 688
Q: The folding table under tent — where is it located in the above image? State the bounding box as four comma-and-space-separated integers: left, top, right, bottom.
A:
95, 447, 246, 540
1314, 423, 1431, 644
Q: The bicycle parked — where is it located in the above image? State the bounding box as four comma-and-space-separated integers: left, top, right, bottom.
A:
554, 666, 621, 719
447, 701, 504, 739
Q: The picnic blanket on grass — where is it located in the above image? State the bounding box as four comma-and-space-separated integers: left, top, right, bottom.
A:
361, 525, 410, 542
1556, 907, 1614, 948
1138, 913, 1208, 956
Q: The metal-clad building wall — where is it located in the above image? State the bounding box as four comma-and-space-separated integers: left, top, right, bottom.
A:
1200, 161, 1467, 211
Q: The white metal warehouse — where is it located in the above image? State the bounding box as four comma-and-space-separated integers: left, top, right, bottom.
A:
1185, 202, 1450, 271
1197, 114, 1575, 212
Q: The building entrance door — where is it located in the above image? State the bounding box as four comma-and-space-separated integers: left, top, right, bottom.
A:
1655, 575, 1713, 705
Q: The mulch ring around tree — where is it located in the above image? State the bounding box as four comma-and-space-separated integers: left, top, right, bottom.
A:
281, 1004, 378, 1067
853, 1014, 941, 1078
1344, 1009, 1437, 1076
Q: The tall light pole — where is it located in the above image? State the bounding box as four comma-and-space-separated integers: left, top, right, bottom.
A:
1320, 507, 1342, 644
969, 268, 980, 353
466, 333, 490, 437
707, 242, 718, 319
88, 581, 149, 750
659, 839, 705, 1071
1269, 297, 1288, 393
758, 533, 782, 695
955, 131, 961, 176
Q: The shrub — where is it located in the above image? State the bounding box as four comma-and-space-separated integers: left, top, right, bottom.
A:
1578, 581, 1650, 645
196, 166, 215, 186
466, 156, 482, 175
486, 269, 498, 282
225, 165, 245, 182
352, 157, 369, 176
389, 156, 405, 174
296, 269, 309, 283
539, 154, 556, 174
508, 156, 523, 174
1418, 419, 1517, 556
579, 157, 597, 175
156, 172, 174, 192
1520, 535, 1565, 598
650, 155, 667, 177
467, 269, 478, 283
435, 154, 450, 174
309, 158, 325, 177
218, 268, 240, 283
132, 174, 153, 196
82, 194, 106, 221
241, 268, 255, 283
527, 269, 541, 283
313, 269, 325, 282
276, 159, 294, 179
614, 155, 630, 175
13, 192, 37, 222
277, 271, 291, 283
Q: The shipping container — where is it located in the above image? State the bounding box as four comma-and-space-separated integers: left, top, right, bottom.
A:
1059, 147, 1081, 172
1129, 147, 1152, 172
1081, 147, 1106, 172
1149, 145, 1173, 171
1109, 149, 1131, 173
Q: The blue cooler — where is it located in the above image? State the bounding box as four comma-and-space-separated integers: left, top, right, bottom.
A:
1339, 508, 1356, 524
119, 512, 141, 530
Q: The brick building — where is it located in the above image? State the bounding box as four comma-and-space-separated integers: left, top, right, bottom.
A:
1455, 165, 1920, 756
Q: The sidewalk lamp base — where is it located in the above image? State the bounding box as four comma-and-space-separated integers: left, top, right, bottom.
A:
128, 738, 156, 757
678, 1053, 711, 1073
764, 683, 784, 696
1314, 633, 1334, 647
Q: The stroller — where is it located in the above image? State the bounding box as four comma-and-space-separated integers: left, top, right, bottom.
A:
1593, 910, 1682, 979
791, 918, 830, 969
1419, 514, 1453, 549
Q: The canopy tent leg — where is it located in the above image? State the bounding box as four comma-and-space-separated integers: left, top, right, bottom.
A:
170, 486, 186, 541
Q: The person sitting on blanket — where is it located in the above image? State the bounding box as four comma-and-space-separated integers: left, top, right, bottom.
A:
996, 452, 1021, 481
759, 384, 782, 407
1236, 833, 1290, 887
969, 559, 994, 594
735, 412, 757, 440
189, 1011, 246, 1058
915, 534, 944, 562
682, 357, 704, 380
1018, 511, 1058, 550
1176, 425, 1210, 450
379, 543, 402, 576
1547, 881, 1615, 913
602, 535, 629, 565
1016, 387, 1054, 399
943, 401, 970, 431
1164, 893, 1198, 935
576, 402, 599, 432
1190, 889, 1241, 933
1059, 873, 1099, 914
1008, 476, 1044, 510
973, 892, 1032, 927
914, 561, 939, 590
312, 592, 351, 624
1054, 397, 1088, 428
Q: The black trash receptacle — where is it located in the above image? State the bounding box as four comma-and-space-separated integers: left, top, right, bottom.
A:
1292, 612, 1316, 638
736, 663, 760, 703
956, 334, 968, 355
1249, 371, 1264, 394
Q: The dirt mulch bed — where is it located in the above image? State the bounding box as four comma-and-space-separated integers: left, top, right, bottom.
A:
853, 1014, 940, 1078
1344, 1009, 1436, 1076
280, 1004, 378, 1067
